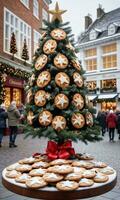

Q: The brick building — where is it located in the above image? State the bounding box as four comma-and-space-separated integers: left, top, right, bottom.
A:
0, 0, 51, 107
78, 6, 120, 112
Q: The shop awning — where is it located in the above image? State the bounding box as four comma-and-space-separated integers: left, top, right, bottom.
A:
98, 93, 118, 100
88, 95, 98, 101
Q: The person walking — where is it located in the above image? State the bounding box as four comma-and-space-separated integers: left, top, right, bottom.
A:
0, 104, 8, 147
97, 110, 107, 136
106, 110, 117, 142
7, 101, 21, 147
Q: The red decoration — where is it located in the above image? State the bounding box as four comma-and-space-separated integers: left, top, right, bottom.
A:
46, 140, 75, 160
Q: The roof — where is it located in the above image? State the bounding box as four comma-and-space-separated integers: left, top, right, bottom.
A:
79, 7, 120, 44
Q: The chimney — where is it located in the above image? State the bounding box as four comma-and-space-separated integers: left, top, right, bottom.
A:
85, 14, 92, 30
97, 4, 105, 18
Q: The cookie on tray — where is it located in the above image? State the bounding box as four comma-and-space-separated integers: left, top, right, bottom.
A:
64, 172, 82, 181
94, 173, 109, 183
29, 168, 47, 177
73, 167, 86, 174
76, 153, 94, 161
15, 173, 31, 183
5, 170, 21, 179
82, 170, 96, 179
52, 165, 73, 174
6, 163, 19, 171
56, 180, 79, 191
32, 161, 49, 169
92, 161, 107, 168
97, 166, 115, 175
79, 178, 94, 187
72, 161, 94, 169
50, 159, 71, 166
19, 157, 36, 165
15, 164, 32, 173
26, 177, 47, 189
43, 172, 63, 183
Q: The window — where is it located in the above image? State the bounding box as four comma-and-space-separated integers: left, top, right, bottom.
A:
103, 55, 117, 68
89, 30, 97, 40
101, 79, 116, 90
85, 48, 97, 57
33, 30, 41, 53
33, 0, 39, 18
86, 59, 97, 71
108, 24, 116, 36
4, 8, 31, 62
86, 81, 96, 91
42, 8, 49, 27
101, 102, 116, 111
102, 43, 117, 54
20, 0, 29, 8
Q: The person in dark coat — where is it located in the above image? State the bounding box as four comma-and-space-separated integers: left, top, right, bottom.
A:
97, 110, 107, 136
0, 104, 8, 147
8, 101, 21, 148
116, 112, 120, 140
106, 110, 117, 141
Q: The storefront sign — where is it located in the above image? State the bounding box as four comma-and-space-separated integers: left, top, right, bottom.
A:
5, 76, 24, 88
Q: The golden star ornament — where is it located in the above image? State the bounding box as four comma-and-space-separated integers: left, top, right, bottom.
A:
49, 2, 67, 22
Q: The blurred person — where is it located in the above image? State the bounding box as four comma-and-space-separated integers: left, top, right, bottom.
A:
0, 104, 8, 147
106, 110, 117, 142
7, 101, 21, 147
97, 110, 107, 136
116, 109, 120, 140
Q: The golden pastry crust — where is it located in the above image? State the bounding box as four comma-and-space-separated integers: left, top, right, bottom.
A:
43, 39, 57, 54
71, 113, 85, 129
82, 170, 96, 179
55, 72, 70, 89
79, 178, 94, 187
92, 161, 107, 168
15, 164, 32, 173
72, 161, 94, 169
19, 157, 36, 165
72, 93, 84, 110
50, 28, 66, 40
34, 90, 46, 107
71, 59, 81, 71
52, 116, 66, 131
86, 112, 94, 127
26, 177, 47, 189
97, 167, 115, 175
54, 93, 69, 109
50, 159, 71, 166
43, 172, 63, 183
32, 161, 49, 169
93, 173, 109, 183
39, 110, 52, 126
29, 168, 47, 177
51, 165, 73, 174
6, 163, 19, 171
5, 170, 21, 179
37, 71, 51, 88
73, 72, 83, 88
35, 54, 48, 70
54, 53, 68, 69
15, 173, 31, 183
64, 172, 82, 181
27, 111, 35, 125
56, 180, 79, 191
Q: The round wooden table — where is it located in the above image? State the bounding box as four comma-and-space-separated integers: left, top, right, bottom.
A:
2, 167, 117, 200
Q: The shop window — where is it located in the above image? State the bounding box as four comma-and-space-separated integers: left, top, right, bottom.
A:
102, 43, 117, 54
101, 79, 116, 92
86, 81, 96, 91
85, 48, 97, 57
103, 55, 117, 69
13, 88, 22, 107
101, 101, 117, 111
86, 59, 97, 71
4, 88, 11, 108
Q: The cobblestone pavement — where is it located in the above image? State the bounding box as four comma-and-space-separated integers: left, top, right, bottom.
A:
0, 132, 120, 200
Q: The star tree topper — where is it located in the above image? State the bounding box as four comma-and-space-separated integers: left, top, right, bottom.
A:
49, 2, 67, 22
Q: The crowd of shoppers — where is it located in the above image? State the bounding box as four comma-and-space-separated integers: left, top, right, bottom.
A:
97, 109, 120, 142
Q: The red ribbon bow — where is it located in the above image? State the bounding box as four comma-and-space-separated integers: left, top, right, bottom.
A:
46, 140, 75, 160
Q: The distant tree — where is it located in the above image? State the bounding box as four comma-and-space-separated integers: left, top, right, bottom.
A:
10, 32, 17, 60
21, 39, 29, 65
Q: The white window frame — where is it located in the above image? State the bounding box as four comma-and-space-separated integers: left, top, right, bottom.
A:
33, 29, 41, 53
20, 0, 29, 9
4, 7, 31, 63
33, 0, 39, 19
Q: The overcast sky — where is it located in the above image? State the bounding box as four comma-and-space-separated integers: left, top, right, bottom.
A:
50, 0, 120, 39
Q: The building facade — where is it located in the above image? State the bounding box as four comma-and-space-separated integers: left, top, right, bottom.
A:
0, 0, 51, 107
78, 7, 120, 112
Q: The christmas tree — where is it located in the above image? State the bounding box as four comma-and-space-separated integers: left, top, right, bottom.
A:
25, 2, 101, 159
21, 39, 29, 65
10, 32, 17, 60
